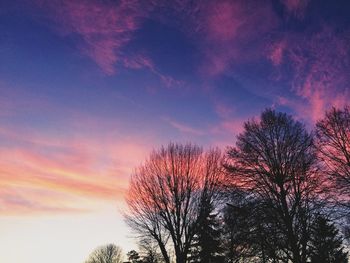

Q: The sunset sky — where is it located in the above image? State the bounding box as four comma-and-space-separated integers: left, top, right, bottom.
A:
1, 0, 350, 262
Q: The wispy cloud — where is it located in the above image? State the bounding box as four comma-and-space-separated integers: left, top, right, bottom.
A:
272, 26, 350, 122
33, 0, 279, 84
0, 121, 152, 214
210, 101, 246, 136
0, 186, 88, 215
123, 54, 185, 89
280, 0, 311, 19
163, 117, 205, 136
35, 0, 148, 75
268, 40, 286, 66
197, 0, 279, 77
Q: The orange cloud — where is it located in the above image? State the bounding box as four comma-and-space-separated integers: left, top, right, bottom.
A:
0, 125, 152, 215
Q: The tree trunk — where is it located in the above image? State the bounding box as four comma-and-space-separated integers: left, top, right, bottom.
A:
156, 238, 170, 263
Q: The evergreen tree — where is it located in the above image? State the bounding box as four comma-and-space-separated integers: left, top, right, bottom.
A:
127, 250, 141, 263
189, 197, 224, 263
309, 216, 348, 263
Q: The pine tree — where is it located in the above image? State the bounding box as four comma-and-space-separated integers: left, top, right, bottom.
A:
189, 197, 224, 263
127, 250, 141, 263
309, 216, 348, 263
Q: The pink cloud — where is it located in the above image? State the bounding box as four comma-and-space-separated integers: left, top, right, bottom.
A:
163, 117, 205, 136
0, 186, 88, 215
206, 1, 242, 42
0, 122, 153, 214
0, 147, 124, 199
123, 54, 155, 71
280, 0, 310, 19
33, 0, 281, 82
291, 27, 350, 122
218, 119, 245, 135
35, 0, 147, 75
268, 40, 286, 66
206, 117, 246, 152
271, 26, 350, 123
158, 74, 185, 89
123, 54, 185, 89
209, 101, 246, 137
147, 0, 277, 78
214, 102, 235, 119
34, 0, 190, 89
197, 0, 279, 77
294, 84, 349, 123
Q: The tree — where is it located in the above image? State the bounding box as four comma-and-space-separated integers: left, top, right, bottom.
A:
225, 109, 321, 263
309, 216, 348, 263
223, 190, 281, 263
127, 250, 141, 263
85, 244, 123, 263
142, 249, 160, 263
315, 106, 350, 241
125, 143, 224, 263
189, 199, 224, 263
137, 239, 162, 263
316, 106, 350, 199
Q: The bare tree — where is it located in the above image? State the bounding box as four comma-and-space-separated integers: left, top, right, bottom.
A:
125, 143, 224, 263
85, 244, 123, 263
138, 238, 163, 263
316, 106, 350, 198
225, 109, 322, 263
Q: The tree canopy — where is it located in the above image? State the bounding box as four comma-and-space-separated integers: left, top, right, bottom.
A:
124, 107, 350, 263
85, 244, 123, 263
125, 143, 224, 263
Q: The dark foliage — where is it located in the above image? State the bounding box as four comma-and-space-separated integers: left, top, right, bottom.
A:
309, 216, 348, 263
189, 199, 224, 263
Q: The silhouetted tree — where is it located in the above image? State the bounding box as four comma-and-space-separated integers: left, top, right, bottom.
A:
316, 106, 350, 240
222, 199, 258, 263
223, 190, 283, 263
85, 244, 123, 263
125, 143, 224, 263
127, 250, 141, 263
142, 249, 160, 263
138, 239, 162, 263
225, 109, 321, 263
189, 199, 224, 263
309, 216, 348, 263
316, 106, 350, 200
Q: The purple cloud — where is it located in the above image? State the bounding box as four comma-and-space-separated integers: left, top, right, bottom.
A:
35, 0, 148, 75
272, 26, 350, 122
280, 0, 311, 19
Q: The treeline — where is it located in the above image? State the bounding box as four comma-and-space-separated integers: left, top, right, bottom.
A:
84, 244, 158, 263
86, 107, 350, 263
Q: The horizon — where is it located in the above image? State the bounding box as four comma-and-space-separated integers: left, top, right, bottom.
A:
1, 0, 350, 262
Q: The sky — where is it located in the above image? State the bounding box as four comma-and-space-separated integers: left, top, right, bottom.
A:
0, 0, 350, 262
